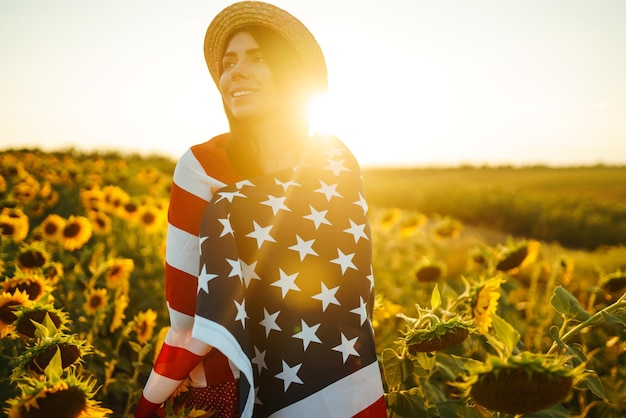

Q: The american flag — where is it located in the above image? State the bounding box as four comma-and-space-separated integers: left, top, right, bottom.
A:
192, 137, 385, 417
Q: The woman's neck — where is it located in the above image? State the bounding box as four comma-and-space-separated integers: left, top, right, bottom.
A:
236, 116, 309, 174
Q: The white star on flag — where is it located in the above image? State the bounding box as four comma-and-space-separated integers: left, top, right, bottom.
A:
350, 296, 368, 326
302, 206, 332, 229
275, 178, 301, 191
235, 179, 254, 189
323, 147, 344, 158
343, 219, 368, 243
324, 158, 351, 176
312, 282, 340, 311
332, 333, 360, 363
353, 192, 368, 214
293, 319, 322, 350
330, 248, 357, 274
251, 346, 267, 375
241, 259, 261, 288
261, 194, 291, 215
288, 235, 318, 261
275, 360, 304, 391
314, 180, 342, 201
366, 271, 375, 292
217, 215, 234, 237
271, 269, 300, 299
234, 298, 248, 329
225, 258, 242, 279
246, 221, 277, 248
215, 190, 247, 203
259, 308, 281, 337
198, 265, 218, 294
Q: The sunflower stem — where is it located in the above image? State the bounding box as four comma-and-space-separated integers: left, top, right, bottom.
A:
548, 298, 626, 355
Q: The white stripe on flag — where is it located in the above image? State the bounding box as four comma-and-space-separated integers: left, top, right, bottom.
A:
270, 361, 383, 418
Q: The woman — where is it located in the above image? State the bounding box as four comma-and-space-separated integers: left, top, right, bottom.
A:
134, 2, 385, 417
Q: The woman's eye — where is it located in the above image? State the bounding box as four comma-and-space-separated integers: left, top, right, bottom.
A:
222, 59, 236, 69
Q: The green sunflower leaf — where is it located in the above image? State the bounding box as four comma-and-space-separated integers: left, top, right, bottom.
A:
491, 313, 520, 356
551, 286, 591, 322
578, 370, 606, 400
381, 348, 403, 389
430, 284, 441, 312
44, 347, 63, 381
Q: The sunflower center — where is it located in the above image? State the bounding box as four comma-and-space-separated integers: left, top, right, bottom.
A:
89, 295, 104, 309
0, 301, 20, 324
44, 222, 59, 235
142, 212, 156, 224
1, 222, 16, 235
28, 344, 81, 373
63, 223, 81, 238
21, 386, 87, 418
16, 310, 63, 338
12, 281, 43, 300
18, 250, 47, 269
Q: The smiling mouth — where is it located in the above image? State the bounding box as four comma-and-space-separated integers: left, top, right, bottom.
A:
232, 90, 256, 98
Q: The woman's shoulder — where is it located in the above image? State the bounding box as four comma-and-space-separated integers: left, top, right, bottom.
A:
176, 134, 241, 185
175, 134, 229, 165
309, 133, 359, 165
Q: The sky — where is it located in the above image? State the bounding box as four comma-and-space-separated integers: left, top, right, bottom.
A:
1, 0, 626, 167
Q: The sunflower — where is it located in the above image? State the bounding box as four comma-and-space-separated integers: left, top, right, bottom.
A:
16, 242, 52, 272
599, 269, 626, 302
38, 214, 65, 242
109, 293, 129, 333
60, 215, 93, 251
101, 185, 130, 215
399, 212, 427, 238
463, 352, 578, 415
14, 302, 71, 339
79, 185, 105, 212
472, 275, 505, 335
87, 210, 111, 235
136, 204, 166, 233
118, 200, 140, 222
43, 262, 64, 285
2, 272, 54, 302
4, 372, 112, 418
432, 216, 463, 239
13, 333, 90, 376
413, 257, 446, 283
133, 309, 158, 345
83, 288, 109, 316
401, 314, 475, 353
0, 290, 33, 337
495, 239, 541, 273
0, 174, 6, 194
12, 175, 40, 205
0, 207, 29, 242
378, 207, 402, 232
103, 258, 134, 291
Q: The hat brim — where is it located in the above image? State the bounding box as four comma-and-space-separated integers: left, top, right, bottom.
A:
204, 1, 328, 93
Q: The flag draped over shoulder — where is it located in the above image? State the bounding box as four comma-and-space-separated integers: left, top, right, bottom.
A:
192, 136, 385, 417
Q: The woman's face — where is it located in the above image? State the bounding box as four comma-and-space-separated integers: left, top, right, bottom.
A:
219, 31, 279, 121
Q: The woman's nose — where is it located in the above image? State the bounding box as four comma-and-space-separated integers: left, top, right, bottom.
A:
230, 61, 250, 80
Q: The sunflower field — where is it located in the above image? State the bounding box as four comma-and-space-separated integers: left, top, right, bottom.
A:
1, 149, 625, 418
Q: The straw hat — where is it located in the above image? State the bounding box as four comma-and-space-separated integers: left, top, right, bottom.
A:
204, 1, 328, 92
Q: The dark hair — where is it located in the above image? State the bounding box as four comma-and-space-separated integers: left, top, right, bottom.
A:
222, 26, 312, 177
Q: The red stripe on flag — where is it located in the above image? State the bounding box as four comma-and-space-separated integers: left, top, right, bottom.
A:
353, 396, 387, 418
153, 343, 204, 380
168, 182, 207, 235
165, 263, 197, 317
